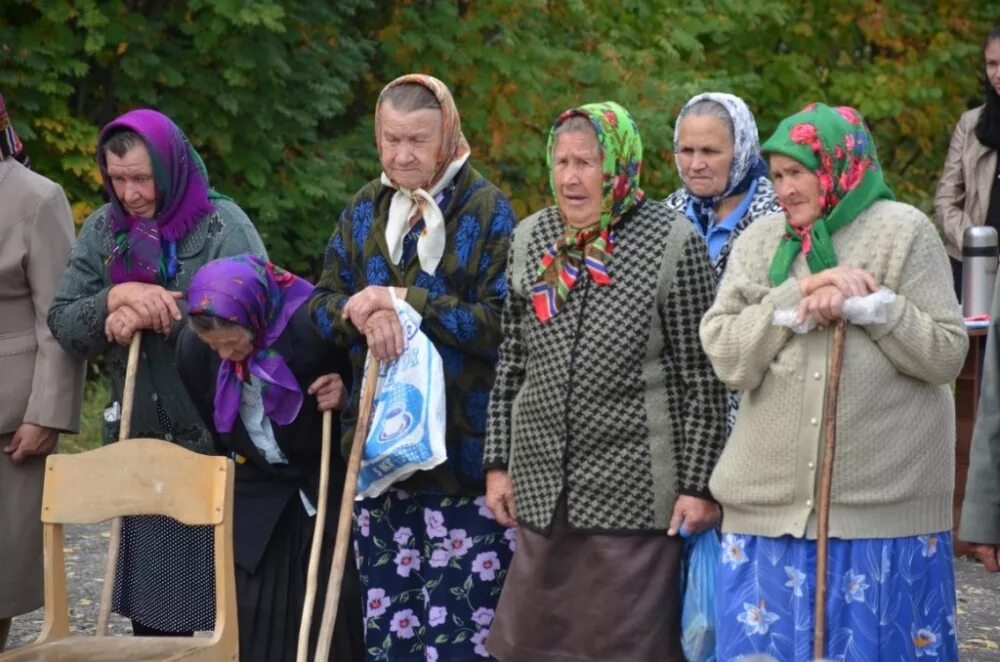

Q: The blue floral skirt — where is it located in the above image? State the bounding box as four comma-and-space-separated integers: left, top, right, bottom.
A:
354, 489, 514, 661
716, 532, 959, 661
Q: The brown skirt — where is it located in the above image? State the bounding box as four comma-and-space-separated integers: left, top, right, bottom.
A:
0, 436, 45, 619
487, 498, 685, 662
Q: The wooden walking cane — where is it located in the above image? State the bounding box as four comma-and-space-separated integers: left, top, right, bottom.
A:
96, 331, 143, 635
314, 355, 382, 661
296, 409, 334, 662
813, 319, 848, 660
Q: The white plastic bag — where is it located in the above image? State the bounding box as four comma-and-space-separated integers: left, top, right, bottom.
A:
773, 286, 897, 333
355, 298, 447, 499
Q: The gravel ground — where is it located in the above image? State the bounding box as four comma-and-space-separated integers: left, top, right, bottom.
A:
6, 524, 999, 657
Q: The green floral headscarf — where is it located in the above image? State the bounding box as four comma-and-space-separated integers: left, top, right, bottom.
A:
532, 101, 644, 322
762, 103, 894, 285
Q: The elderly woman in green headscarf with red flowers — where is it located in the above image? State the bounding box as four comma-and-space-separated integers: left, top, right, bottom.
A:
701, 103, 967, 659
482, 101, 727, 661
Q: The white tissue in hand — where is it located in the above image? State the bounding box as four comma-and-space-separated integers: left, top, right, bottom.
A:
772, 286, 896, 333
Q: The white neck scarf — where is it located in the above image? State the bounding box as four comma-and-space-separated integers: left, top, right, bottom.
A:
382, 153, 469, 275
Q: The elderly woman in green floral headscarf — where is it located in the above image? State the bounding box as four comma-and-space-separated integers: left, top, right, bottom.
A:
701, 103, 967, 659
482, 101, 727, 661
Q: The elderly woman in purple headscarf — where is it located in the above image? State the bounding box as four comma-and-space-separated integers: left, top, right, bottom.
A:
48, 109, 265, 636
176, 255, 362, 661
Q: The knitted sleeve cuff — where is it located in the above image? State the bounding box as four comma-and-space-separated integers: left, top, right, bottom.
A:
767, 277, 805, 311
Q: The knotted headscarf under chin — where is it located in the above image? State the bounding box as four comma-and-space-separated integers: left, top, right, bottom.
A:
187, 255, 314, 434
531, 101, 645, 322
376, 74, 471, 275
762, 103, 894, 285
99, 109, 217, 284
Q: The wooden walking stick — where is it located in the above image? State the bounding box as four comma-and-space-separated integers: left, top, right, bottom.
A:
813, 318, 848, 660
314, 355, 381, 661
96, 331, 143, 635
297, 409, 334, 662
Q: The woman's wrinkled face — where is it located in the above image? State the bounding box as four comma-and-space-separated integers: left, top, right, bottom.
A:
986, 39, 1000, 96
552, 129, 604, 229
769, 154, 824, 229
676, 115, 735, 198
105, 143, 157, 219
378, 103, 444, 191
197, 326, 254, 363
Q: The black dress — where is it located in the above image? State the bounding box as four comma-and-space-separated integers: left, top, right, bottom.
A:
177, 306, 363, 661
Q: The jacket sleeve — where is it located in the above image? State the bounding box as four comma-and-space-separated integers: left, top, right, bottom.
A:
699, 227, 799, 392
863, 214, 968, 385
404, 193, 516, 359
310, 205, 362, 347
23, 183, 86, 432
934, 112, 974, 256
661, 228, 727, 497
47, 210, 115, 361
483, 216, 529, 471
960, 283, 1000, 544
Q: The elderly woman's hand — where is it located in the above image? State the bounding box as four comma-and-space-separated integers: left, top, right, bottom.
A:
668, 495, 720, 536
799, 265, 877, 299
108, 282, 184, 334
485, 469, 517, 527
363, 309, 405, 361
308, 373, 347, 412
345, 286, 406, 331
796, 285, 846, 327
105, 305, 143, 345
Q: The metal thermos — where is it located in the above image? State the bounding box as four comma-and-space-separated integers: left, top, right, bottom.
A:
962, 226, 999, 317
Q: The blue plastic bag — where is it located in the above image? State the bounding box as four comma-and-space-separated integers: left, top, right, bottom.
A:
681, 529, 720, 662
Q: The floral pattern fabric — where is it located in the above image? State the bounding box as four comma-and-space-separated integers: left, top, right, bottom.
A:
761, 103, 895, 284
354, 489, 513, 661
717, 532, 959, 661
532, 101, 645, 322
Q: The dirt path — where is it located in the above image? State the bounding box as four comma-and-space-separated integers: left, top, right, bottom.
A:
6, 524, 999, 657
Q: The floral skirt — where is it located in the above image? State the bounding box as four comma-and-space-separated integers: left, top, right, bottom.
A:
717, 532, 959, 661
354, 489, 513, 661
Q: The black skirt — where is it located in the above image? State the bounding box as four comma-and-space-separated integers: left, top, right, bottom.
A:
238, 496, 363, 662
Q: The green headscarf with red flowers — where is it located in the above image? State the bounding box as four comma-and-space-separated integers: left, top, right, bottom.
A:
532, 101, 645, 322
762, 103, 894, 285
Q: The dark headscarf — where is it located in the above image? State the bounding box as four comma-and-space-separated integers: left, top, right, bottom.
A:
975, 76, 1000, 150
187, 255, 314, 434
0, 92, 29, 167
99, 109, 216, 284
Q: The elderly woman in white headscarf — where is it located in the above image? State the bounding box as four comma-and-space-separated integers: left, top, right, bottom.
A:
664, 92, 781, 278
664, 92, 782, 433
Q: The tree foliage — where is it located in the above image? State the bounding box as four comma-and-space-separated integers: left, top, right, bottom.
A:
1, 0, 996, 276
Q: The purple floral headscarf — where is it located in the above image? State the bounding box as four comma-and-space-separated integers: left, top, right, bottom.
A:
99, 109, 215, 284
187, 255, 314, 434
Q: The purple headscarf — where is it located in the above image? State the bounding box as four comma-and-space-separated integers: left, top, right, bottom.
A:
0, 92, 29, 167
187, 255, 314, 434
99, 109, 215, 284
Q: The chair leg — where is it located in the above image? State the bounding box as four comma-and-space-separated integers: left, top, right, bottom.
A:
0, 617, 12, 652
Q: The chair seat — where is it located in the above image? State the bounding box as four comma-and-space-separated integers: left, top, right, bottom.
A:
0, 636, 226, 662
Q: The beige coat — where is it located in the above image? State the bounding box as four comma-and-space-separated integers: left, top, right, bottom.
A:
0, 158, 84, 619
935, 105, 999, 260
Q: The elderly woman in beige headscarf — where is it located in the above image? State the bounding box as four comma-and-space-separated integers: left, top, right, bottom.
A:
310, 74, 516, 661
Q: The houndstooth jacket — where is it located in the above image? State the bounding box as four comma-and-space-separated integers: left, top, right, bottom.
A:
483, 200, 727, 534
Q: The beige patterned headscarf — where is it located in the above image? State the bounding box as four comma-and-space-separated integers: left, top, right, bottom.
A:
376, 74, 471, 274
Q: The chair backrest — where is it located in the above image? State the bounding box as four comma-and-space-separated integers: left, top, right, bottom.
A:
37, 439, 237, 648
42, 438, 230, 525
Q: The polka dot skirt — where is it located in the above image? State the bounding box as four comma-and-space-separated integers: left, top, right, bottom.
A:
111, 515, 216, 632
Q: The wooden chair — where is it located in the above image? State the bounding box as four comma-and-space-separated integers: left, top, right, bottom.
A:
0, 438, 238, 662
